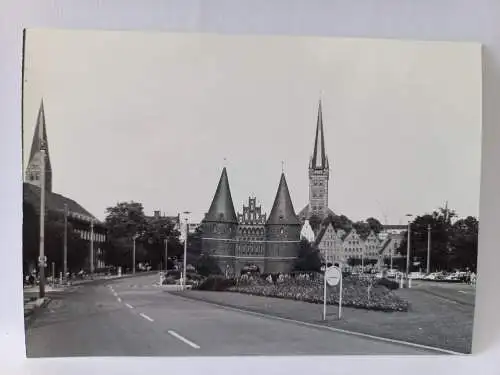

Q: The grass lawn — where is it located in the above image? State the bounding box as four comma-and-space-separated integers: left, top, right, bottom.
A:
172, 287, 473, 354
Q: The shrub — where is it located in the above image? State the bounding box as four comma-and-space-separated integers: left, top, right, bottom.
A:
376, 278, 400, 290
225, 274, 409, 312
194, 275, 236, 291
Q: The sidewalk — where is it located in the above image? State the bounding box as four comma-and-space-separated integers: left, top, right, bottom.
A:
172, 290, 473, 354
24, 296, 50, 327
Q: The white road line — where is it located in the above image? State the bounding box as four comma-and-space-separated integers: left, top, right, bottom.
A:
458, 290, 467, 294
168, 330, 200, 349
113, 292, 118, 297
139, 313, 154, 322
117, 297, 122, 303
125, 303, 134, 309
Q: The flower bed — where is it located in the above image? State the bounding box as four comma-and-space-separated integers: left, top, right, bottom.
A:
195, 274, 408, 312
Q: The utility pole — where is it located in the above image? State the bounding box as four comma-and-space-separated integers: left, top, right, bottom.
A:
63, 204, 68, 283
90, 220, 94, 276
406, 214, 413, 287
38, 147, 47, 299
182, 211, 191, 291
427, 224, 431, 274
164, 238, 168, 271
133, 234, 137, 274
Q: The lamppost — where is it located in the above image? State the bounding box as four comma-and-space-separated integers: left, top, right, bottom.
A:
405, 214, 413, 286
63, 204, 68, 283
38, 146, 47, 298
390, 243, 393, 271
164, 237, 169, 272
132, 233, 140, 274
90, 219, 95, 276
427, 224, 431, 274
182, 211, 191, 291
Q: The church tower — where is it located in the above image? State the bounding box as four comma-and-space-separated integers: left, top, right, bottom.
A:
25, 100, 52, 193
265, 172, 301, 274
308, 99, 329, 219
201, 167, 239, 274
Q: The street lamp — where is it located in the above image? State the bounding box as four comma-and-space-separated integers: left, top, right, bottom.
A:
38, 147, 47, 298
90, 219, 95, 276
427, 224, 431, 275
182, 211, 191, 291
132, 233, 140, 274
63, 204, 68, 283
405, 214, 413, 286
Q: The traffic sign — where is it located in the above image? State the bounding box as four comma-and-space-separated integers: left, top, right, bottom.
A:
325, 266, 341, 287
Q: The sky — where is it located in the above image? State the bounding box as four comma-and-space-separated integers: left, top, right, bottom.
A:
22, 29, 482, 224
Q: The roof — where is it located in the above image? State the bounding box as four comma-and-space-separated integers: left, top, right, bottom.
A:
23, 182, 99, 223
383, 224, 408, 230
28, 99, 52, 172
203, 167, 238, 224
266, 173, 301, 226
298, 205, 335, 221
314, 221, 335, 246
310, 99, 328, 170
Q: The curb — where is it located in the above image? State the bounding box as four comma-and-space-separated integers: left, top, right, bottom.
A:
24, 297, 51, 327
171, 292, 466, 356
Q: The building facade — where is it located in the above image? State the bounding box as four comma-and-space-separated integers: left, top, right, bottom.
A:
23, 100, 107, 272
201, 168, 301, 275
314, 218, 384, 269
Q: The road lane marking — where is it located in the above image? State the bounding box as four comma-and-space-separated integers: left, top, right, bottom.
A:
139, 313, 154, 322
167, 330, 200, 349
125, 303, 134, 309
117, 297, 122, 303
113, 292, 118, 297
458, 290, 467, 294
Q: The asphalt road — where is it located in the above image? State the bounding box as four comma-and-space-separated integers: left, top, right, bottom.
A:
408, 280, 476, 306
26, 274, 439, 357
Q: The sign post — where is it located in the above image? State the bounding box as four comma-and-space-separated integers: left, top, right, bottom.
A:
324, 266, 342, 321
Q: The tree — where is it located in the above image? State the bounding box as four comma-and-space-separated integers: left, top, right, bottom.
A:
366, 217, 383, 234
327, 214, 353, 233
352, 221, 371, 239
142, 215, 182, 269
195, 253, 222, 276
104, 202, 148, 268
23, 201, 39, 274
308, 214, 323, 232
396, 205, 478, 272
293, 240, 322, 272
104, 201, 184, 270
449, 216, 478, 271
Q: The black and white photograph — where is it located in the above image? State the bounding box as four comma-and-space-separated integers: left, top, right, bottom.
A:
22, 29, 482, 356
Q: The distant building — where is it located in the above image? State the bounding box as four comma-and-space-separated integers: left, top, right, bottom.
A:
300, 220, 315, 243
315, 217, 383, 268
23, 100, 107, 272
298, 100, 335, 222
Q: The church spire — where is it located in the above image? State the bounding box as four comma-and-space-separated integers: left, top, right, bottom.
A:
25, 99, 52, 192
310, 99, 328, 170
203, 167, 238, 223
267, 172, 300, 226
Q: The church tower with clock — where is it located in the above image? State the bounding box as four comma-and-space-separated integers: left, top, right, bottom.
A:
298, 100, 333, 222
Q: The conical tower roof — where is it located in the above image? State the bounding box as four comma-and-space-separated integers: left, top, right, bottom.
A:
27, 99, 51, 170
203, 167, 238, 224
310, 99, 328, 170
267, 173, 300, 226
